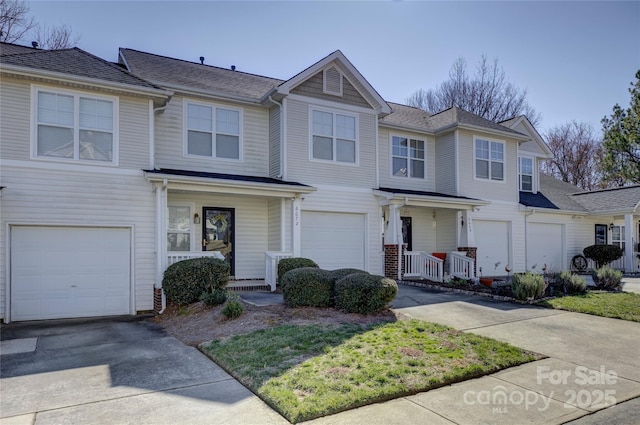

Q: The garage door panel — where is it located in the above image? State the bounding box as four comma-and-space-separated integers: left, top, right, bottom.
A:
528, 223, 563, 272
474, 220, 510, 277
302, 212, 365, 271
11, 226, 131, 321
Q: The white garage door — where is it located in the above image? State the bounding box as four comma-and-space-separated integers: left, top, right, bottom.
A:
301, 212, 365, 270
528, 223, 564, 272
474, 220, 510, 277
11, 226, 131, 321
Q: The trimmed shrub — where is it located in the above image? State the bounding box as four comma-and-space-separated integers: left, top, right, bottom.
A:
281, 268, 333, 308
163, 258, 230, 305
335, 273, 398, 314
278, 257, 319, 283
222, 294, 244, 319
511, 272, 546, 301
200, 289, 228, 307
583, 245, 623, 269
555, 271, 587, 294
596, 266, 623, 291
328, 268, 369, 283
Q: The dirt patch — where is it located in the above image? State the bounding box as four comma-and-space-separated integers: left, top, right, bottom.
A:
149, 300, 405, 346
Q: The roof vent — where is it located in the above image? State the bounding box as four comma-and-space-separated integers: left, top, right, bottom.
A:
31, 41, 38, 49
199, 56, 204, 65
231, 65, 236, 71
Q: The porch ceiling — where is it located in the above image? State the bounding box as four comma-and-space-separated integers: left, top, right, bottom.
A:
373, 187, 490, 210
145, 168, 316, 198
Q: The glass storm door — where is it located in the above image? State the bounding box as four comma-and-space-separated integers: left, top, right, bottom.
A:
202, 207, 234, 275
401, 216, 412, 251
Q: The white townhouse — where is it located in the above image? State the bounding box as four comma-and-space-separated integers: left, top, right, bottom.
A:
1, 42, 638, 322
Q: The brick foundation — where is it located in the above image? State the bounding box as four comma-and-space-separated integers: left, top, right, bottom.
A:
384, 244, 407, 280
153, 287, 163, 313
457, 247, 478, 276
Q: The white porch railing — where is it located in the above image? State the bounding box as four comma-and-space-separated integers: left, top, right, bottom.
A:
404, 251, 444, 283
167, 251, 224, 268
587, 257, 625, 271
449, 251, 475, 279
265, 251, 293, 291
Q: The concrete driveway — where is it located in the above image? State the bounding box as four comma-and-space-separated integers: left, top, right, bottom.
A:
0, 317, 287, 425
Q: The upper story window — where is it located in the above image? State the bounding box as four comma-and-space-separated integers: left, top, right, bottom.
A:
518, 157, 534, 191
311, 108, 357, 163
475, 137, 504, 181
392, 136, 425, 178
34, 87, 117, 164
185, 101, 241, 160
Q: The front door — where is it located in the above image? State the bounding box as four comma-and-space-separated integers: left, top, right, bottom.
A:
401, 216, 412, 251
202, 207, 234, 275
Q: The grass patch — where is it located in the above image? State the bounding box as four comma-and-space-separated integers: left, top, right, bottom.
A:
538, 291, 640, 322
201, 320, 539, 423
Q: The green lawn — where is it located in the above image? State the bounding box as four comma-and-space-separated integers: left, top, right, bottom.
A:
538, 291, 640, 322
201, 320, 540, 423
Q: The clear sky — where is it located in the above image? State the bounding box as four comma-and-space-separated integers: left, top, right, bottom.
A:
27, 1, 640, 134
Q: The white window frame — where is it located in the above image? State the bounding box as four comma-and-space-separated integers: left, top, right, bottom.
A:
390, 134, 426, 179
518, 156, 534, 192
474, 136, 505, 183
309, 106, 358, 165
31, 85, 119, 166
183, 99, 243, 161
611, 225, 625, 250
167, 203, 195, 252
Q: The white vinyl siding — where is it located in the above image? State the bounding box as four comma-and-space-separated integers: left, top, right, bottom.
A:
269, 105, 281, 178
310, 107, 357, 164
434, 132, 456, 195
0, 165, 156, 319
286, 99, 376, 187
168, 192, 269, 279
457, 130, 519, 202
155, 96, 269, 175
32, 86, 118, 164
184, 100, 241, 160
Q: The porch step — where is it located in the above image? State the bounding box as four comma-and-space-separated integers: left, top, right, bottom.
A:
227, 280, 272, 292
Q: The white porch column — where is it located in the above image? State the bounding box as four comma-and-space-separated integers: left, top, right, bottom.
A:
457, 210, 476, 247
292, 196, 302, 257
624, 213, 634, 272
384, 204, 402, 245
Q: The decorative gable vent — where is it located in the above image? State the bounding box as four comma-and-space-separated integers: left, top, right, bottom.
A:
323, 66, 343, 97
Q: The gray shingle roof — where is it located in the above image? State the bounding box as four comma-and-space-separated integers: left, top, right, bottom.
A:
571, 185, 640, 213
0, 46, 162, 90
535, 174, 587, 211
0, 42, 39, 55
119, 48, 283, 101
379, 103, 436, 131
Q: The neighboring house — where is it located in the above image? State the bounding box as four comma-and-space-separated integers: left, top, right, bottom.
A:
1, 42, 638, 322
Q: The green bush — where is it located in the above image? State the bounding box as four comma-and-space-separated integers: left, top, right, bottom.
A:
596, 266, 623, 291
200, 289, 228, 307
583, 245, 623, 269
511, 272, 546, 301
555, 271, 587, 294
281, 268, 333, 308
334, 273, 398, 314
328, 268, 368, 283
278, 257, 319, 283
222, 293, 244, 319
163, 258, 230, 305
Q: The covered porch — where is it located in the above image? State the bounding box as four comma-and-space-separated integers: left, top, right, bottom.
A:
146, 169, 315, 302
374, 188, 489, 283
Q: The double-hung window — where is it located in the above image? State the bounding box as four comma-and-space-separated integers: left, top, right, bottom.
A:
34, 88, 117, 163
518, 157, 533, 191
167, 204, 193, 251
311, 108, 356, 163
186, 102, 241, 160
475, 138, 504, 181
612, 225, 625, 250
392, 136, 425, 178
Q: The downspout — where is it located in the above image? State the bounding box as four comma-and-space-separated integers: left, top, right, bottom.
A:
268, 95, 285, 179
524, 209, 535, 271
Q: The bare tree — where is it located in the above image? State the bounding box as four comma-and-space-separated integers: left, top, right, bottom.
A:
32, 23, 78, 50
542, 121, 604, 190
0, 0, 36, 43
407, 56, 541, 126
0, 0, 78, 49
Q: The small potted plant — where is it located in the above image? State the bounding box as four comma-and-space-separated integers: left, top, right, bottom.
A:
478, 266, 493, 287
